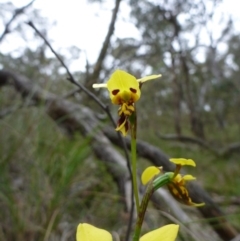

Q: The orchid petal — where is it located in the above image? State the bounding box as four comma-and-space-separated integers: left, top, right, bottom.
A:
170, 158, 196, 167
140, 224, 179, 241
107, 70, 140, 105
141, 166, 161, 185
183, 174, 196, 181
92, 83, 107, 88
137, 74, 162, 84
76, 223, 112, 241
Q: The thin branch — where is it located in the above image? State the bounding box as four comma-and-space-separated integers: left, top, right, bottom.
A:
230, 234, 240, 241
27, 21, 106, 110
26, 20, 134, 240
0, 0, 35, 43
26, 21, 123, 151
220, 142, 240, 157
157, 133, 240, 157
157, 133, 219, 155
86, 0, 122, 88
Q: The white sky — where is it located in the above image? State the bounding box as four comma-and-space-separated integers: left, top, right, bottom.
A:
0, 0, 240, 71
0, 0, 140, 71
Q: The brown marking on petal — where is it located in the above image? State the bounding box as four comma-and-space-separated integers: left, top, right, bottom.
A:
168, 182, 193, 205
130, 88, 137, 93
117, 114, 126, 126
125, 119, 129, 132
112, 89, 120, 95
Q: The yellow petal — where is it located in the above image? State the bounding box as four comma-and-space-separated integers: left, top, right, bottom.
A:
137, 74, 162, 84
170, 158, 196, 167
191, 202, 205, 207
118, 103, 135, 116
76, 223, 112, 241
141, 166, 161, 185
173, 174, 183, 183
92, 83, 107, 88
107, 70, 141, 105
140, 224, 179, 241
182, 174, 196, 181
115, 117, 128, 136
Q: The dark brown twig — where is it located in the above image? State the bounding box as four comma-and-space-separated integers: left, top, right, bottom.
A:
27, 21, 107, 111
86, 0, 122, 89
0, 0, 35, 43
27, 18, 134, 241
157, 133, 240, 157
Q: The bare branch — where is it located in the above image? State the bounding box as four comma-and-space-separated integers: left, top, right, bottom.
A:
230, 234, 240, 241
86, 0, 122, 88
0, 0, 35, 43
27, 21, 107, 110
157, 133, 240, 157
157, 133, 219, 155
26, 22, 135, 238
220, 142, 240, 157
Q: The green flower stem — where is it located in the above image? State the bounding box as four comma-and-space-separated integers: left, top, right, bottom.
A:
132, 174, 172, 241
130, 125, 140, 214
129, 108, 140, 214
132, 180, 154, 241
172, 164, 181, 179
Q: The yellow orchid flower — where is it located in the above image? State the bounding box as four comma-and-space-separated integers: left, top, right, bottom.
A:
141, 158, 205, 207
93, 70, 161, 136
93, 70, 161, 105
76, 223, 179, 241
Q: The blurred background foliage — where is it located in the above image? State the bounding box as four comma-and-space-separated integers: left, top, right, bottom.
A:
0, 0, 240, 240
